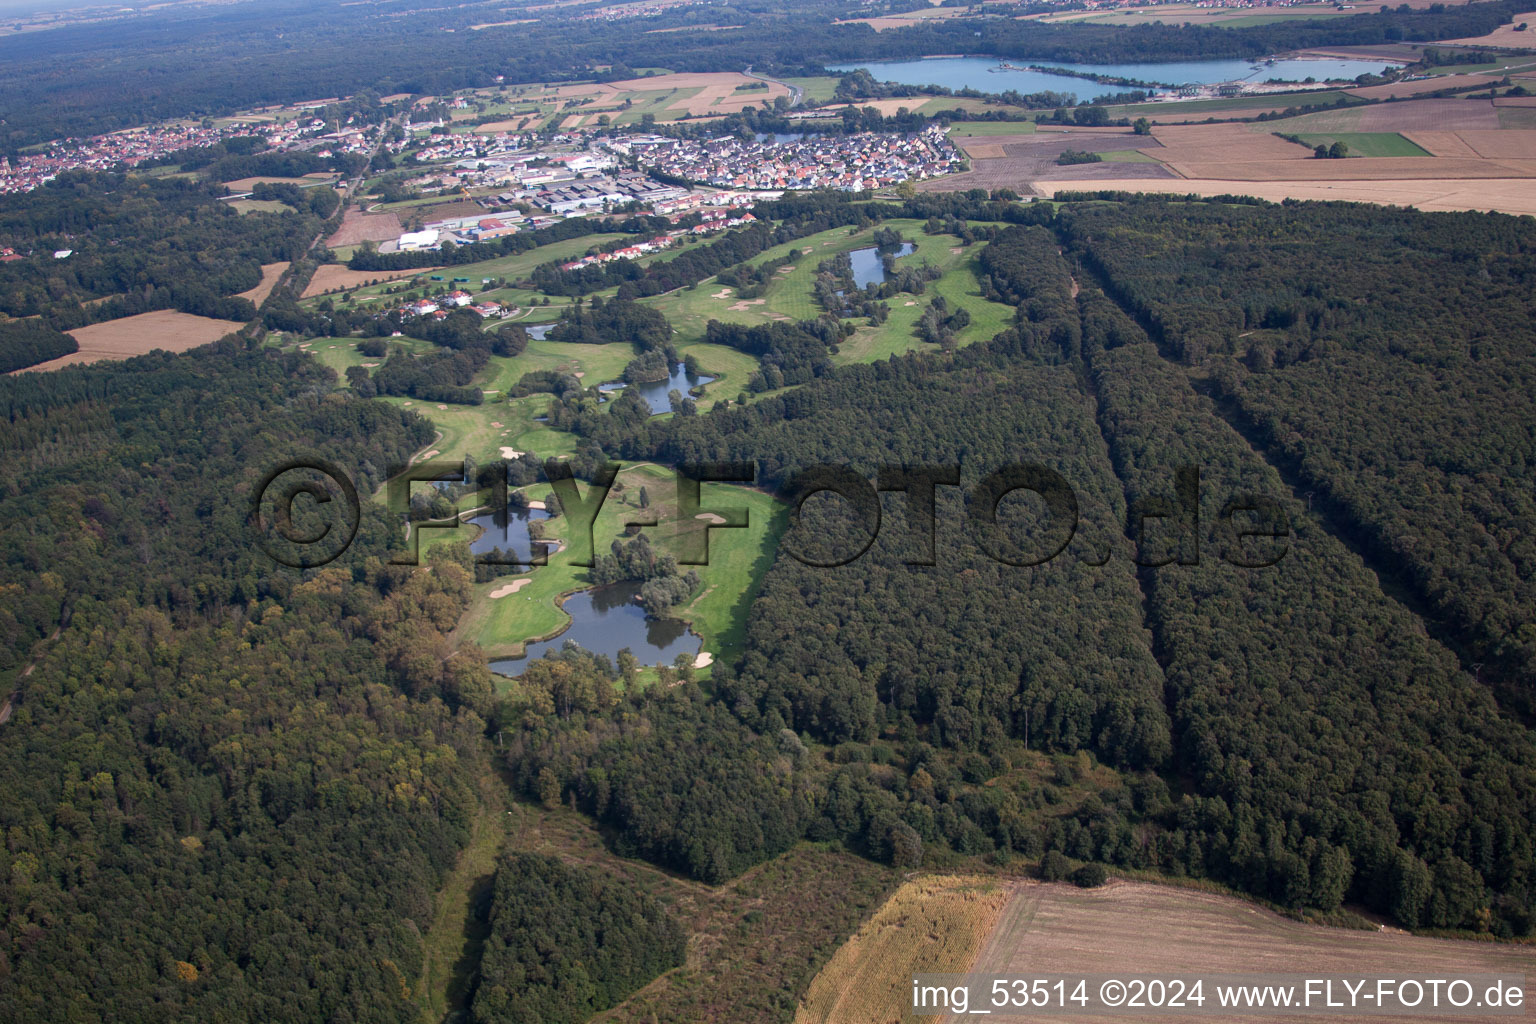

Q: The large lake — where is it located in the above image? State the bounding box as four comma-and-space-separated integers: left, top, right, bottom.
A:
828, 56, 1402, 100
489, 581, 702, 675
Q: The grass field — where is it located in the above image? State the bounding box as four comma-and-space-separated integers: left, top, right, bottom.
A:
795, 875, 1013, 1024
1296, 131, 1433, 156
947, 121, 1040, 137
228, 198, 294, 215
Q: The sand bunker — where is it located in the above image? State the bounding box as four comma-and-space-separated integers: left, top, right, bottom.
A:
728, 299, 766, 312
489, 579, 533, 598
695, 512, 728, 524
694, 651, 714, 668
712, 288, 733, 299
499, 447, 525, 459
490, 421, 503, 427
527, 500, 546, 510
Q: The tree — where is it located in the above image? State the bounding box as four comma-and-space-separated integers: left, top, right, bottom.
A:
1133, 117, 1151, 135
1040, 850, 1071, 881
638, 486, 650, 509
1328, 140, 1349, 159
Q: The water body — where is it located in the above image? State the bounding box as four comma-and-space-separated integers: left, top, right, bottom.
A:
848, 242, 916, 290
598, 363, 716, 414
466, 506, 551, 563
524, 323, 555, 340
828, 56, 1402, 99
489, 581, 702, 675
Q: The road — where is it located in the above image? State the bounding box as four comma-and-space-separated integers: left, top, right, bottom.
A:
744, 66, 802, 108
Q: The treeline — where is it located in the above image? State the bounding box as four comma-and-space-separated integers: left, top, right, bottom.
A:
373, 342, 489, 404
0, 319, 77, 373
470, 852, 686, 1024
0, 341, 491, 1020
530, 222, 780, 299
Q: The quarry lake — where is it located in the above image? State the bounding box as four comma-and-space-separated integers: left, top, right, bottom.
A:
489, 581, 702, 675
828, 56, 1404, 99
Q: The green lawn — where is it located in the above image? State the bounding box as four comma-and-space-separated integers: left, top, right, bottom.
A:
1099, 149, 1160, 163
1295, 131, 1431, 157
780, 76, 844, 104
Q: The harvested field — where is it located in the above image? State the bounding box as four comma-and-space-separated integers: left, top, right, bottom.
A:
303, 264, 439, 298
1448, 128, 1536, 158
1347, 74, 1501, 100
328, 209, 404, 247
1497, 95, 1536, 106
223, 175, 335, 191
926, 132, 1173, 190
1034, 176, 1536, 216
19, 311, 247, 372
236, 262, 289, 306
1403, 130, 1482, 157
946, 880, 1535, 1024
1438, 11, 1536, 46
1355, 97, 1501, 129
795, 875, 1011, 1024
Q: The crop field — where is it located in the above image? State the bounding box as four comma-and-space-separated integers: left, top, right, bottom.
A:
235, 261, 288, 305
941, 880, 1536, 1024
1439, 12, 1536, 46
796, 876, 1013, 1024
1295, 131, 1433, 156
1036, 176, 1536, 215
222, 174, 337, 191
926, 131, 1175, 189
326, 208, 403, 247
18, 311, 247, 371
302, 263, 444, 298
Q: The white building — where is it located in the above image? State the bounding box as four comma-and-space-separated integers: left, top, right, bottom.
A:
398, 230, 440, 251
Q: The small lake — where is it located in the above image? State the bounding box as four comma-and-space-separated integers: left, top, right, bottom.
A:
848, 242, 916, 290
489, 581, 702, 675
828, 56, 1402, 99
525, 323, 555, 340
598, 363, 716, 414
467, 506, 552, 563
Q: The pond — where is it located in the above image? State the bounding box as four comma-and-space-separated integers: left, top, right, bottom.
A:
489, 581, 702, 676
466, 505, 552, 564
598, 363, 716, 414
827, 56, 1403, 99
525, 323, 555, 340
848, 242, 916, 290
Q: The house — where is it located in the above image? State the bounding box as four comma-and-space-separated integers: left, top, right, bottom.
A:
443, 291, 473, 307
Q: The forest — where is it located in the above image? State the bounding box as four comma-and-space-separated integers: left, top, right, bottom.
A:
0, 171, 334, 350
0, 342, 494, 1021
470, 852, 685, 1024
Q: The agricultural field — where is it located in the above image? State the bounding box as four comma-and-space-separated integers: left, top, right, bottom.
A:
948, 880, 1535, 1024
235, 261, 289, 305
227, 198, 293, 215
796, 876, 1013, 1024
1036, 175, 1536, 214
21, 310, 248, 371
1295, 131, 1433, 156
302, 263, 443, 298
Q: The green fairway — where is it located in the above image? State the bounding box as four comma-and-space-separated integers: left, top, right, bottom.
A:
1295, 131, 1431, 157
643, 219, 1017, 367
